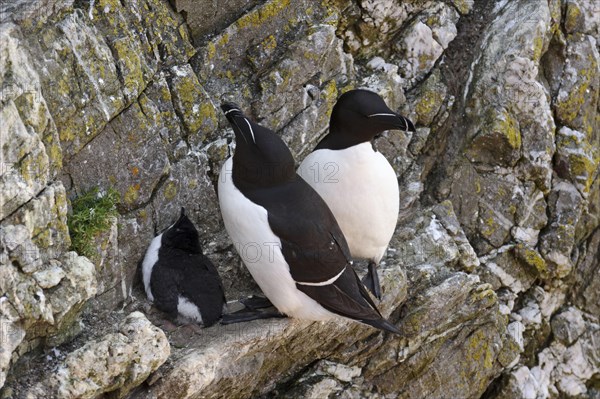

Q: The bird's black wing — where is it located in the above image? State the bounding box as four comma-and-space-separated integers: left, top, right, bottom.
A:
246, 176, 388, 325
296, 265, 381, 320
247, 175, 351, 284
149, 260, 180, 318
163, 249, 226, 327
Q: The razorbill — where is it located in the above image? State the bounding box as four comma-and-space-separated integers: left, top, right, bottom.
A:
218, 102, 400, 334
297, 89, 416, 299
141, 207, 225, 327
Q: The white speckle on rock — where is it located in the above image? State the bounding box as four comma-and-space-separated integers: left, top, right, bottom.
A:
426, 216, 445, 242
88, 0, 95, 20
518, 301, 542, 326
322, 360, 361, 382
507, 321, 525, 351
366, 56, 397, 73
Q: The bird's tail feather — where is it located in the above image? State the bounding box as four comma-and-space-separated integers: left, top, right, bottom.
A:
361, 317, 402, 335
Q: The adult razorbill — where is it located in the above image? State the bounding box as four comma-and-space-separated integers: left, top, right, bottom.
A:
217, 102, 400, 333
297, 89, 416, 299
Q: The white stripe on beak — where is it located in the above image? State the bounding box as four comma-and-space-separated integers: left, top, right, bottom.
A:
224, 107, 240, 115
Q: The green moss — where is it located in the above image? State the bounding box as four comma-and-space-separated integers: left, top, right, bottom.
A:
533, 34, 544, 61
112, 39, 144, 98
236, 0, 291, 29
498, 111, 521, 149
206, 42, 218, 62
218, 33, 230, 47
516, 244, 548, 278
58, 117, 77, 142
555, 43, 597, 129
467, 329, 494, 369
261, 35, 277, 53
322, 79, 338, 100
54, 190, 70, 241
564, 3, 581, 33
480, 216, 497, 238
569, 153, 596, 193
418, 53, 433, 70
471, 284, 498, 307
556, 80, 589, 125
451, 0, 471, 14
124, 184, 141, 204
163, 181, 178, 201
198, 102, 218, 126
183, 178, 197, 191
415, 90, 443, 125
68, 187, 119, 259
37, 229, 55, 249
47, 137, 63, 170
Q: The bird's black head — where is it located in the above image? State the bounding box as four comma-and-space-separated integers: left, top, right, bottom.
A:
317, 89, 416, 150
162, 208, 202, 253
221, 102, 296, 190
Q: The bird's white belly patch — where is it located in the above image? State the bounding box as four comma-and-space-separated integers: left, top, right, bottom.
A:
141, 233, 162, 302
177, 296, 203, 323
218, 158, 337, 321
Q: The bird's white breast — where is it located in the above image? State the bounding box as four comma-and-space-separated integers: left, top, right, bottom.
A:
298, 142, 399, 262
218, 157, 337, 321
141, 233, 162, 302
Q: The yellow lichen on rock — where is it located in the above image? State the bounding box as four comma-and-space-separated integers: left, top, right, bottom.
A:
236, 0, 291, 29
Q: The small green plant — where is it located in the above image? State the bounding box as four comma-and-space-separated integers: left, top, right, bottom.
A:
68, 187, 120, 259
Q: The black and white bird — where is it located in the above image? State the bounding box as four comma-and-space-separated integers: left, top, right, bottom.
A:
297, 89, 416, 299
141, 208, 225, 327
218, 102, 399, 334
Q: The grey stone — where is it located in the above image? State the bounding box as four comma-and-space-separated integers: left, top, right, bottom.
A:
393, 2, 460, 86
479, 246, 537, 294
24, 311, 170, 399
571, 228, 600, 316
65, 102, 171, 213
563, 0, 600, 34
0, 304, 26, 388
166, 64, 219, 148
254, 24, 351, 132
495, 321, 600, 398
551, 307, 586, 345
32, 263, 66, 289
539, 181, 584, 278
170, 0, 263, 43
362, 56, 406, 111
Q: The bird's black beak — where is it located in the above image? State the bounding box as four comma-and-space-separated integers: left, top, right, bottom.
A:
174, 207, 188, 226
221, 102, 243, 120
367, 112, 416, 133
221, 102, 257, 145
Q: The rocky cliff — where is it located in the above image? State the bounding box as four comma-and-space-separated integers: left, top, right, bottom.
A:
0, 0, 598, 397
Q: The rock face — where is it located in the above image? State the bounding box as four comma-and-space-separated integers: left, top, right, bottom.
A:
21, 311, 170, 399
0, 0, 598, 398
